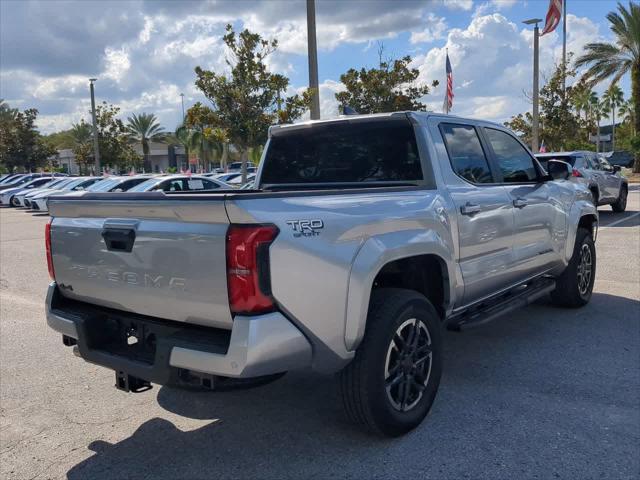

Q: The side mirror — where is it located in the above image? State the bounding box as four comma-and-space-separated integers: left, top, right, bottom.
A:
547, 159, 572, 181
613, 165, 621, 173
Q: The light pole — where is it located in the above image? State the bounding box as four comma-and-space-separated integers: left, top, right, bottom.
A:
306, 0, 320, 120
89, 78, 100, 174
180, 93, 185, 120
523, 18, 542, 153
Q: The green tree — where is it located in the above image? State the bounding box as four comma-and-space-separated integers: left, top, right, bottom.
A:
194, 24, 311, 182
619, 98, 637, 133
0, 104, 56, 172
591, 95, 608, 152
69, 121, 94, 174
335, 46, 438, 114
95, 102, 141, 173
126, 113, 165, 172
602, 84, 625, 149
506, 58, 595, 151
575, 1, 640, 169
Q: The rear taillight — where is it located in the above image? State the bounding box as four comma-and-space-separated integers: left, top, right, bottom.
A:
226, 224, 279, 315
572, 168, 583, 177
45, 220, 55, 280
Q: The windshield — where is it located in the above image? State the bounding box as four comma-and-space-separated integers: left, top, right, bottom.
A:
127, 178, 160, 192
87, 178, 123, 192
261, 117, 422, 185
49, 178, 76, 189
60, 178, 89, 190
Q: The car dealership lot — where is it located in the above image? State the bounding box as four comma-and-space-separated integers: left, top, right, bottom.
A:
1, 190, 639, 480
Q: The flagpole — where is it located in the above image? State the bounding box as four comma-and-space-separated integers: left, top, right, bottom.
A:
444, 48, 449, 114
562, 0, 567, 93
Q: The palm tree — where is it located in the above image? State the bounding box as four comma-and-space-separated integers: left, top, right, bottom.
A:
619, 98, 637, 133
590, 95, 607, 152
572, 85, 592, 122
602, 84, 625, 150
126, 113, 165, 172
575, 2, 639, 166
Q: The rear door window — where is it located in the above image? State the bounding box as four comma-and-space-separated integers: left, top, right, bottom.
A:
484, 128, 539, 183
261, 118, 422, 184
440, 123, 494, 184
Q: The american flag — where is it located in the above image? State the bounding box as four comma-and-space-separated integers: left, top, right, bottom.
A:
443, 52, 453, 114
541, 0, 563, 36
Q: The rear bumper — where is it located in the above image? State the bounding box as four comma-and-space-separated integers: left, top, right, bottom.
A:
45, 283, 312, 383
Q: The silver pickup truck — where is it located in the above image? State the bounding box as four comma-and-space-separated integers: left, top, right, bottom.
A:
45, 112, 597, 436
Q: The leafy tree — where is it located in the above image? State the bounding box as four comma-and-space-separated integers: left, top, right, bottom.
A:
69, 121, 94, 174
335, 47, 438, 114
602, 84, 625, 149
507, 58, 595, 151
575, 1, 640, 170
194, 24, 311, 181
182, 103, 227, 171
126, 113, 166, 171
95, 102, 141, 173
0, 104, 56, 172
0, 99, 18, 124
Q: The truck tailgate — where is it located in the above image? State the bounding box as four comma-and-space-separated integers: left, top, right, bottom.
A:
48, 194, 233, 329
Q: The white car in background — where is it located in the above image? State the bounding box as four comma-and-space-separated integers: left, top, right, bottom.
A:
1, 177, 54, 206
18, 178, 78, 207
31, 176, 151, 212
126, 174, 231, 193
225, 173, 256, 187
26, 177, 102, 209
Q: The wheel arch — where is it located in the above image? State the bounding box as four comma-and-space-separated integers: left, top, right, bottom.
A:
565, 199, 598, 262
344, 231, 455, 352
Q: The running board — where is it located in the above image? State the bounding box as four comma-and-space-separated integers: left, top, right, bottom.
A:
447, 278, 556, 331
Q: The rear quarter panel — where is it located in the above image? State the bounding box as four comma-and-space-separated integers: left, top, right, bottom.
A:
228, 189, 456, 372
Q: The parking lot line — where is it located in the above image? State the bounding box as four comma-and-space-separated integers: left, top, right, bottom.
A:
601, 211, 640, 229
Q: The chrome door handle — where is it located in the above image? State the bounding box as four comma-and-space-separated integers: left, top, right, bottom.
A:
460, 202, 481, 215
513, 198, 528, 208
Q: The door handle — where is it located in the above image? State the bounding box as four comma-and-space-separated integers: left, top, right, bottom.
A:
102, 228, 136, 252
593, 174, 600, 178
460, 202, 481, 216
513, 198, 528, 208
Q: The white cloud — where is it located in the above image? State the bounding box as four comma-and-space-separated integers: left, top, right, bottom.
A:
414, 13, 605, 122
410, 14, 448, 44
103, 48, 131, 83
445, 0, 474, 11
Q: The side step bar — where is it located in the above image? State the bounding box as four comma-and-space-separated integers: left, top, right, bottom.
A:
448, 278, 556, 331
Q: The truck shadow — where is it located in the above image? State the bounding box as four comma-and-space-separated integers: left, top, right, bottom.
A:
66, 292, 640, 480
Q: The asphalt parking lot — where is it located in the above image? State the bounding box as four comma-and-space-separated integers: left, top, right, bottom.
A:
1, 189, 639, 480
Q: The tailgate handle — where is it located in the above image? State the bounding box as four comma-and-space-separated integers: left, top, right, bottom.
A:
102, 228, 136, 252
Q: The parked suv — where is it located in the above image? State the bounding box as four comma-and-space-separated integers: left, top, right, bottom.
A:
536, 151, 628, 212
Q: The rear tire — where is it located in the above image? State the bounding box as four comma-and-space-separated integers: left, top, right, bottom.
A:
611, 185, 627, 212
551, 228, 595, 308
339, 288, 442, 436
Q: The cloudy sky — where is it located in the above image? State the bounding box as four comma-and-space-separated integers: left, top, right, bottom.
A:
0, 0, 629, 134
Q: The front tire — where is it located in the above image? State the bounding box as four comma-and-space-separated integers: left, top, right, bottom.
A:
551, 228, 596, 308
611, 185, 627, 212
339, 288, 443, 436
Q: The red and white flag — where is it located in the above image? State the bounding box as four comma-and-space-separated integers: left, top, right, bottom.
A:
443, 52, 454, 114
541, 0, 563, 36
539, 139, 547, 153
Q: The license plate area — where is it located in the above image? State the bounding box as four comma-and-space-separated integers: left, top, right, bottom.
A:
85, 316, 158, 365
